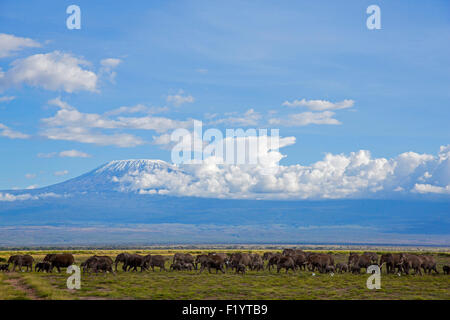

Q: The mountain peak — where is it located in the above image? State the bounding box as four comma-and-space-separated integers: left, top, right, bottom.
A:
95, 159, 173, 174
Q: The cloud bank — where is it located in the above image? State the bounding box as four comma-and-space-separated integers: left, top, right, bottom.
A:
109, 145, 450, 200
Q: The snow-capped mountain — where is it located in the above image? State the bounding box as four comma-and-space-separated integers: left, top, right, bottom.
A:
35, 159, 182, 194
0, 159, 448, 246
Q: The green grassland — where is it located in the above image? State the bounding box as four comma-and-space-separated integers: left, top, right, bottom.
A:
0, 249, 449, 300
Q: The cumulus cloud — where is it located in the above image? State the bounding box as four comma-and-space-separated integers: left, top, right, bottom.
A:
166, 90, 195, 107
25, 173, 36, 179
282, 98, 354, 111
269, 111, 341, 126
0, 51, 98, 93
0, 33, 41, 58
110, 145, 450, 200
0, 123, 30, 139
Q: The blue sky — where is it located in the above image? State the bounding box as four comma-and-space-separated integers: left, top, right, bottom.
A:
0, 0, 449, 194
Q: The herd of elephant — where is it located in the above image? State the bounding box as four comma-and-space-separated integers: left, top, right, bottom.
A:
1, 250, 449, 276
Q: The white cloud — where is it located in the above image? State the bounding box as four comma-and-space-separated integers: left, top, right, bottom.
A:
25, 173, 36, 179
59, 150, 91, 158
0, 192, 60, 202
166, 90, 195, 107
209, 109, 261, 126
413, 183, 450, 194
0, 123, 30, 139
282, 98, 354, 111
100, 58, 122, 82
111, 145, 450, 200
0, 33, 41, 58
0, 96, 15, 102
269, 111, 341, 126
54, 170, 69, 177
0, 51, 98, 93
40, 98, 195, 147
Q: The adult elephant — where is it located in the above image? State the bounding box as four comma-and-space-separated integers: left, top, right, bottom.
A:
114, 253, 132, 272
143, 255, 167, 272
276, 256, 295, 273
348, 253, 359, 268
363, 252, 379, 264
8, 255, 34, 272
195, 255, 209, 270
250, 253, 264, 271
43, 254, 74, 273
82, 255, 113, 274
199, 255, 225, 274
353, 255, 372, 273
267, 253, 281, 271
126, 254, 145, 272
308, 254, 333, 273
229, 253, 252, 272
379, 253, 402, 274
420, 256, 439, 274
293, 252, 307, 271
399, 254, 423, 275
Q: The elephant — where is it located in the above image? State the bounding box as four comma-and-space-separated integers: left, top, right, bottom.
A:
114, 253, 132, 272
348, 253, 359, 268
262, 252, 275, 261
276, 256, 295, 274
307, 253, 334, 273
399, 254, 423, 275
292, 252, 307, 271
0, 264, 9, 272
35, 262, 51, 273
195, 254, 209, 270
420, 256, 439, 274
379, 253, 402, 274
173, 253, 195, 268
267, 253, 281, 271
363, 252, 379, 264
336, 263, 348, 273
43, 254, 74, 273
229, 253, 252, 272
90, 259, 115, 275
8, 255, 34, 272
352, 255, 372, 273
199, 255, 225, 274
124, 254, 145, 272
443, 265, 450, 274
235, 263, 246, 274
143, 255, 167, 272
82, 256, 113, 274
325, 265, 335, 273
250, 254, 264, 271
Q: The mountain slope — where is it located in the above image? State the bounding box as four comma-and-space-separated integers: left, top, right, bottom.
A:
0, 159, 448, 245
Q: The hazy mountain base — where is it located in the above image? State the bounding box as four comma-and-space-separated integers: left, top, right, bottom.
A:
0, 224, 449, 246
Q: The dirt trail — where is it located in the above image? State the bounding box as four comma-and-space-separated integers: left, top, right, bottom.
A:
5, 275, 42, 300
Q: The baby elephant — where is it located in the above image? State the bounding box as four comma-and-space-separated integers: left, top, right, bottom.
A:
236, 264, 246, 274
0, 264, 9, 272
35, 262, 51, 273
443, 265, 450, 275
336, 263, 348, 273
325, 265, 335, 273
351, 265, 361, 274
